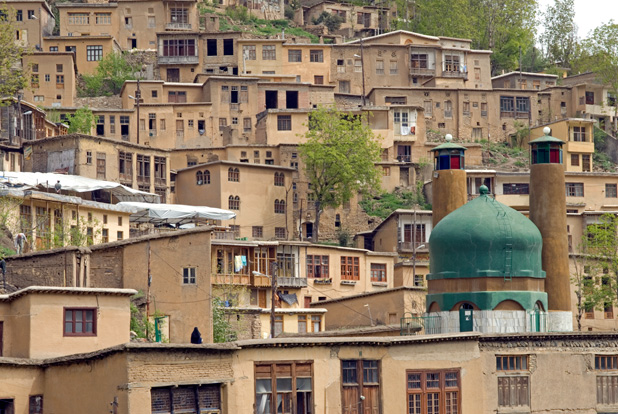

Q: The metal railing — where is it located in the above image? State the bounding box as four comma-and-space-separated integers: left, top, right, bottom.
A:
277, 277, 308, 288
400, 314, 441, 335
165, 22, 192, 30
158, 55, 199, 64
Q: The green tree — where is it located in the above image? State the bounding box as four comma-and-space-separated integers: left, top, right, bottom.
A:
573, 21, 618, 135
81, 51, 140, 96
299, 106, 382, 242
68, 106, 95, 134
212, 297, 236, 343
0, 6, 28, 98
539, 0, 578, 68
576, 213, 618, 329
312, 11, 344, 33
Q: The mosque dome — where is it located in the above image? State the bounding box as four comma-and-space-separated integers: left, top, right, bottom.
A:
428, 186, 545, 280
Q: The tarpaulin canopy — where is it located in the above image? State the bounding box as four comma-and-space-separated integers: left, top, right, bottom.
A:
0, 172, 159, 202
117, 201, 236, 225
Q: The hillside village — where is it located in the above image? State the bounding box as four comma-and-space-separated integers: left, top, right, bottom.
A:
3, 0, 618, 412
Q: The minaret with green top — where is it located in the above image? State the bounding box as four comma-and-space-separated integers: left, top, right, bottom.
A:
430, 134, 467, 227
529, 127, 572, 327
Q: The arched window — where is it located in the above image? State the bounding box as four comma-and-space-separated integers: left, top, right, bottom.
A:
203, 170, 210, 184
274, 172, 284, 186
196, 171, 203, 185
228, 167, 239, 182
229, 195, 240, 210
460, 303, 474, 310
275, 199, 286, 214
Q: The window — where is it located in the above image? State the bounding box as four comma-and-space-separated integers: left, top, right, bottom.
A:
183, 267, 196, 284
342, 360, 380, 414
228, 167, 239, 182
243, 117, 252, 132
462, 101, 470, 116
96, 13, 111, 24
496, 355, 528, 371
68, 13, 89, 24
298, 315, 307, 332
370, 263, 386, 282
96, 153, 106, 179
162, 39, 196, 57
496, 355, 529, 408
207, 39, 217, 56
571, 153, 580, 166
252, 226, 263, 238
311, 315, 321, 332
64, 308, 96, 336
288, 49, 302, 62
573, 126, 586, 142
307, 255, 329, 278
277, 115, 292, 131
354, 59, 362, 72
586, 91, 594, 105
275, 227, 286, 239
407, 370, 460, 414
228, 195, 240, 210
274, 172, 285, 186
607, 184, 617, 198
500, 96, 530, 117
154, 157, 166, 184
223, 38, 234, 55
151, 385, 221, 414
502, 183, 529, 195
56, 75, 64, 85
29, 395, 43, 414
481, 102, 488, 117
262, 45, 276, 60
341, 256, 360, 280
243, 45, 256, 60
339, 81, 350, 93
411, 53, 428, 69
255, 362, 313, 414
170, 7, 188, 24
444, 54, 460, 72
566, 182, 584, 197
309, 49, 323, 62
390, 60, 398, 75
137, 155, 151, 183
583, 154, 591, 172
44, 74, 50, 82
274, 199, 286, 214
376, 60, 384, 75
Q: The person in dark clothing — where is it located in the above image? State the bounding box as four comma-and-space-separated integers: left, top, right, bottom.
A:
190, 327, 203, 344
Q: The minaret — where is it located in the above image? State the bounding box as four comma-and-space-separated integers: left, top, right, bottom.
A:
529, 127, 572, 330
430, 134, 467, 227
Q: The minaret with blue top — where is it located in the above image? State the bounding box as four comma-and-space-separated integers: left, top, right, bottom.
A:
430, 134, 467, 227
529, 126, 572, 331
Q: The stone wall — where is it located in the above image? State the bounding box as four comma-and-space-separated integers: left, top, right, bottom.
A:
88, 247, 123, 288
6, 249, 80, 288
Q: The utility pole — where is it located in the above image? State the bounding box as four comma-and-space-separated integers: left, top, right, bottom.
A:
136, 78, 141, 145
270, 261, 278, 338
360, 37, 366, 107
146, 241, 151, 339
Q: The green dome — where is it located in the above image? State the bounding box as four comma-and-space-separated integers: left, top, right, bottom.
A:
428, 193, 545, 280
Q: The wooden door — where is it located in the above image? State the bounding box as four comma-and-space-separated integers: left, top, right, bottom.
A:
258, 290, 266, 308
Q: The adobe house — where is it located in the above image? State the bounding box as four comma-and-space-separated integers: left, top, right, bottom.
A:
5, 227, 214, 343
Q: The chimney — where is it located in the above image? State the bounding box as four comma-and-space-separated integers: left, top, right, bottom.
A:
430, 134, 467, 227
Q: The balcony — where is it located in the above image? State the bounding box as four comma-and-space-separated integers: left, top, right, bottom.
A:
158, 55, 199, 65
398, 241, 427, 252
166, 22, 192, 30
212, 273, 250, 285
277, 277, 308, 288
442, 70, 467, 79
409, 68, 435, 77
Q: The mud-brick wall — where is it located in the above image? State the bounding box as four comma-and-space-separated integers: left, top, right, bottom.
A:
88, 247, 124, 288
126, 350, 234, 384
5, 249, 79, 288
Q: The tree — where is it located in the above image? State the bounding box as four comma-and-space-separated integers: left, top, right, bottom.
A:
573, 213, 618, 330
573, 21, 618, 135
312, 11, 344, 33
67, 106, 95, 134
81, 51, 140, 96
299, 106, 382, 242
0, 6, 28, 98
539, 0, 578, 68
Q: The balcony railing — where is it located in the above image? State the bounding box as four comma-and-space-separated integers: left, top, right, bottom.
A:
213, 273, 250, 285
277, 277, 308, 288
442, 70, 467, 79
158, 55, 199, 64
166, 22, 192, 30
252, 274, 270, 287
410, 68, 435, 77
212, 230, 236, 240
398, 241, 427, 251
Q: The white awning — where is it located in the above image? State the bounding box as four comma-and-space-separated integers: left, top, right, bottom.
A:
0, 172, 159, 202
117, 201, 236, 224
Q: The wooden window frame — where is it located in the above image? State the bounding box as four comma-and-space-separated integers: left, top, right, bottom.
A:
63, 307, 97, 336
307, 255, 329, 278
340, 256, 360, 280
182, 267, 196, 284
406, 369, 461, 414
370, 263, 386, 282
255, 361, 313, 414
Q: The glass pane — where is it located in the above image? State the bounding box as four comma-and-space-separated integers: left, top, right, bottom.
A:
65, 322, 73, 332
76, 321, 83, 332
296, 377, 312, 391
277, 378, 292, 392
408, 373, 421, 389
256, 378, 272, 393
256, 394, 271, 414
276, 393, 292, 414
426, 373, 440, 388
445, 372, 458, 387
75, 312, 83, 322
65, 310, 73, 322
85, 322, 93, 333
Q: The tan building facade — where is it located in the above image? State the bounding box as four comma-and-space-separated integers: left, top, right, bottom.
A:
22, 52, 77, 107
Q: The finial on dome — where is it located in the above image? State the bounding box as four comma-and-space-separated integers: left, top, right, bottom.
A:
543, 126, 551, 136
445, 134, 453, 142
479, 185, 489, 195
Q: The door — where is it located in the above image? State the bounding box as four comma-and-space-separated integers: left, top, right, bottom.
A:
258, 290, 266, 308
459, 305, 473, 332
